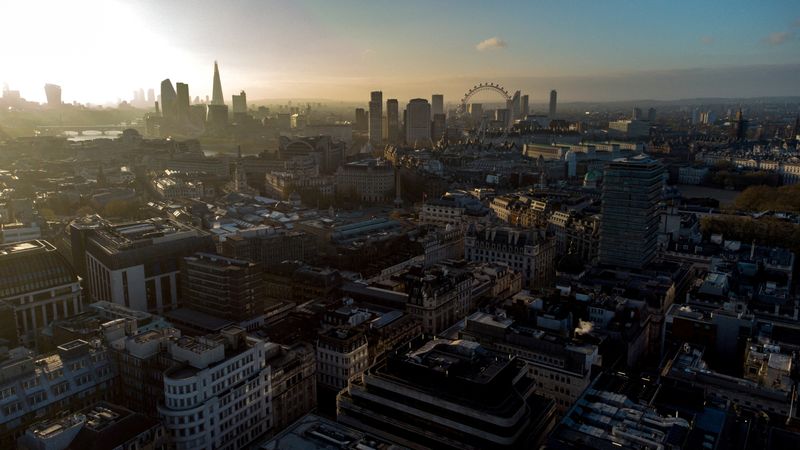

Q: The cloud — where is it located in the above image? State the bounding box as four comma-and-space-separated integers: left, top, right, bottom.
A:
476, 37, 508, 51
361, 48, 375, 59
764, 31, 793, 45
700, 35, 714, 45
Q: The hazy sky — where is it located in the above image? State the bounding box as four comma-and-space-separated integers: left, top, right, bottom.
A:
2, 0, 799, 105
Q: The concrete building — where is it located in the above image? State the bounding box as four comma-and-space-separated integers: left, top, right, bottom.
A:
43, 84, 61, 107
0, 240, 83, 348
180, 253, 264, 324
264, 342, 317, 433
0, 340, 117, 448
461, 312, 600, 413
549, 89, 557, 118
175, 82, 190, 123
232, 90, 247, 114
431, 94, 444, 117
70, 217, 214, 314
156, 327, 274, 450
335, 158, 395, 204
386, 99, 399, 144
465, 226, 556, 289
368, 91, 383, 147
405, 98, 431, 146
18, 402, 166, 450
599, 155, 664, 269
337, 336, 558, 449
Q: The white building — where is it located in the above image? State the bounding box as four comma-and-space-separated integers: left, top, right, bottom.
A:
405, 98, 431, 146
71, 217, 213, 314
156, 327, 274, 450
316, 327, 369, 391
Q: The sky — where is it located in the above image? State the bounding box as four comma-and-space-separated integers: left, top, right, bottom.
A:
1, 0, 799, 105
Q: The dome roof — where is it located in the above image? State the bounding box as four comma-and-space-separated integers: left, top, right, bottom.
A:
584, 169, 602, 182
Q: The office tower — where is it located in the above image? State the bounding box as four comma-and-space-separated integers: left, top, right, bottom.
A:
405, 98, 431, 145
368, 91, 382, 146
431, 113, 446, 142
521, 94, 529, 117
211, 60, 224, 105
732, 108, 748, 140
175, 82, 190, 122
647, 107, 656, 122
431, 94, 444, 117
549, 89, 557, 118
632, 107, 643, 120
599, 155, 664, 269
206, 104, 229, 130
386, 99, 399, 144
232, 90, 247, 114
495, 108, 510, 126
43, 83, 61, 107
0, 240, 83, 347
146, 88, 155, 104
337, 336, 557, 449
354, 107, 368, 132
160, 78, 177, 120
468, 103, 483, 120
180, 253, 264, 322
70, 216, 214, 313
511, 90, 521, 119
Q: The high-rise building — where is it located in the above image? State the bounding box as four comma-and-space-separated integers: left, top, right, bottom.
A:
732, 108, 748, 140
175, 82, 190, 123
368, 91, 382, 146
43, 83, 61, 107
549, 89, 557, 118
647, 107, 657, 122
405, 98, 431, 145
354, 108, 368, 132
211, 60, 224, 105
468, 103, 483, 120
180, 253, 264, 323
160, 79, 177, 120
511, 90, 521, 119
386, 99, 399, 144
521, 94, 530, 117
431, 113, 446, 142
146, 88, 155, 104
599, 155, 664, 269
431, 94, 444, 117
232, 90, 247, 114
632, 107, 643, 120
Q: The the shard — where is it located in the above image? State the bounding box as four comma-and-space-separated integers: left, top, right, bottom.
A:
211, 60, 224, 105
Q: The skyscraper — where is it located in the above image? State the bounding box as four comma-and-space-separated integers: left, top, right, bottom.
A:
647, 107, 656, 122
511, 90, 521, 119
175, 82, 190, 123
146, 88, 155, 104
632, 107, 643, 120
521, 94, 529, 117
432, 113, 446, 142
44, 84, 61, 107
405, 98, 431, 146
211, 60, 224, 105
599, 155, 664, 269
431, 94, 444, 117
160, 78, 177, 120
232, 90, 247, 114
354, 108, 368, 132
387, 99, 399, 144
549, 90, 557, 118
732, 108, 748, 140
369, 91, 383, 146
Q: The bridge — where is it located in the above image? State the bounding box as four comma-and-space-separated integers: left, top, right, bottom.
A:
34, 124, 143, 137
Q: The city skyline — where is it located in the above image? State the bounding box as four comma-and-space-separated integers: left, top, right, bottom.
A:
2, 0, 799, 105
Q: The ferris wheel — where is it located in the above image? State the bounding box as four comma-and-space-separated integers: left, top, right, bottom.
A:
457, 82, 514, 137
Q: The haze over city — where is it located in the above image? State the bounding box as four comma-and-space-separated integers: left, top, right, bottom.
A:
3, 0, 799, 104
3, 2, 800, 450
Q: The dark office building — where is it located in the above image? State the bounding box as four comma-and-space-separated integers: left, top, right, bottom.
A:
181, 253, 264, 322
160, 79, 177, 120
337, 336, 557, 450
386, 99, 399, 144
598, 155, 664, 269
43, 83, 61, 107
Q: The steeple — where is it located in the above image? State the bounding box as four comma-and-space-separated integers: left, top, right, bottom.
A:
211, 61, 224, 105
